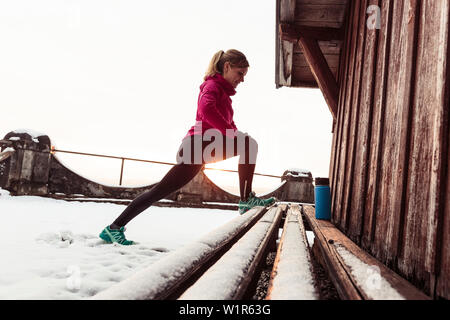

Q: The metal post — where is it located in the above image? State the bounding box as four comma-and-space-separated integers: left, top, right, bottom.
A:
119, 158, 125, 186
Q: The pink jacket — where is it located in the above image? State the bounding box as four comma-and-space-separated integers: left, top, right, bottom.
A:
185, 73, 238, 138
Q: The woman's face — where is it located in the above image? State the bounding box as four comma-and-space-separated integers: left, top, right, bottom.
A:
223, 62, 248, 88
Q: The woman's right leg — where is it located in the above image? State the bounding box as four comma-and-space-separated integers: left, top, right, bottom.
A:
110, 163, 203, 228
234, 133, 258, 201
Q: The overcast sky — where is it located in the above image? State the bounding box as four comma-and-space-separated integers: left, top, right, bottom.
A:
0, 0, 333, 194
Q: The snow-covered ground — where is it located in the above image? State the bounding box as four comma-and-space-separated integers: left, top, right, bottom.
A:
0, 188, 238, 300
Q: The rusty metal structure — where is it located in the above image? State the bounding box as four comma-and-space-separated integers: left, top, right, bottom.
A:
276, 0, 449, 299
0, 131, 315, 207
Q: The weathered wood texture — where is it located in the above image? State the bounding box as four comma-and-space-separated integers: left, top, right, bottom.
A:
329, 0, 450, 299
297, 36, 339, 118
276, 0, 297, 87
294, 0, 348, 28
266, 204, 317, 300
303, 205, 430, 300
276, 0, 349, 89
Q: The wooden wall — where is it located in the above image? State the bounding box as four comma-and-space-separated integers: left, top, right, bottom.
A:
329, 0, 450, 299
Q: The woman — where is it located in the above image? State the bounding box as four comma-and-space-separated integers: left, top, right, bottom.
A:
99, 49, 275, 245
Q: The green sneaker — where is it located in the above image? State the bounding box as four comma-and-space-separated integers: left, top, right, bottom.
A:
238, 192, 276, 215
99, 226, 134, 245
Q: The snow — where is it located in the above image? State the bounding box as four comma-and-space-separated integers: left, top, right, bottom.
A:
333, 244, 405, 300
0, 189, 238, 299
12, 129, 46, 138
268, 211, 318, 300
287, 168, 310, 174
286, 168, 311, 178
179, 207, 279, 300
92, 207, 264, 300
306, 231, 315, 248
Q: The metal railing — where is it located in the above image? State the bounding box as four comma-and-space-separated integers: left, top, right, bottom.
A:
51, 147, 282, 186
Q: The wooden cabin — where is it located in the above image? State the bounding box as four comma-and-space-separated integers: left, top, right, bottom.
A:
276, 0, 449, 299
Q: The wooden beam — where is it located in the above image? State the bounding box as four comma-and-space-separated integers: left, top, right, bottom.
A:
280, 23, 344, 42
277, 0, 296, 87
297, 36, 339, 119
304, 205, 362, 300
266, 204, 317, 300
179, 206, 283, 300
303, 205, 431, 300
92, 207, 269, 300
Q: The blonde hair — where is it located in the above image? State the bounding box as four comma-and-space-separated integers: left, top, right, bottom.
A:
204, 49, 249, 81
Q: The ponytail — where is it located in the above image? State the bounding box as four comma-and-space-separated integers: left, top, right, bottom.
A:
204, 49, 249, 81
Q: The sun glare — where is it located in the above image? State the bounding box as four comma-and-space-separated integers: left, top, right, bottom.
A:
203, 157, 283, 196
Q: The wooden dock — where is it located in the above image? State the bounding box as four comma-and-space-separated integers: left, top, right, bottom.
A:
92, 202, 430, 300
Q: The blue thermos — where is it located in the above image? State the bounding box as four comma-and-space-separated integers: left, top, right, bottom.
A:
315, 177, 331, 220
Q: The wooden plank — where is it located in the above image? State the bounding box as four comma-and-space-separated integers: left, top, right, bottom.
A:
335, 0, 350, 86
290, 80, 319, 88
303, 205, 431, 300
294, 40, 342, 56
362, 0, 394, 252
303, 205, 362, 299
327, 0, 350, 158
0, 150, 13, 162
179, 206, 284, 300
399, 0, 450, 295
436, 103, 450, 299
330, 0, 352, 219
328, 116, 338, 182
279, 42, 294, 86
0, 152, 12, 188
297, 0, 347, 4
292, 44, 341, 87
266, 214, 287, 299
281, 0, 296, 20
369, 0, 403, 261
333, 0, 360, 228
275, 0, 281, 88
278, 0, 297, 87
294, 3, 347, 28
292, 66, 338, 85
280, 23, 344, 41
293, 52, 340, 68
8, 149, 23, 183
374, 0, 419, 268
0, 139, 13, 148
436, 0, 450, 301
92, 206, 268, 300
340, 0, 368, 234
297, 36, 338, 119
348, 0, 380, 243
266, 204, 317, 299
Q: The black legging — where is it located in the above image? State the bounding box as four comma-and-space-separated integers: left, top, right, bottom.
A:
112, 133, 258, 227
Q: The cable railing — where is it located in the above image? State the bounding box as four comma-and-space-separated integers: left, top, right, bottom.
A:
50, 147, 282, 186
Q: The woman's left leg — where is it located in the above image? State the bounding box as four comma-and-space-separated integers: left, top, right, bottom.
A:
111, 163, 204, 228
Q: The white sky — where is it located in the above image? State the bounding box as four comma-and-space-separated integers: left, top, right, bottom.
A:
0, 0, 333, 194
